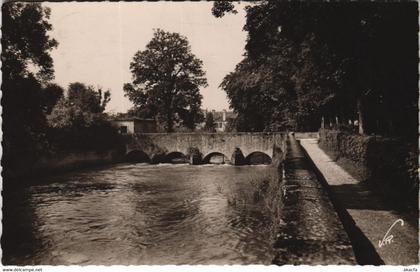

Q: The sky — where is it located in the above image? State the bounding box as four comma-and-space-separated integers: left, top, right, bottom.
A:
45, 2, 248, 113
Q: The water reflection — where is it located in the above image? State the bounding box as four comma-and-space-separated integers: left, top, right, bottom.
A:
3, 163, 279, 265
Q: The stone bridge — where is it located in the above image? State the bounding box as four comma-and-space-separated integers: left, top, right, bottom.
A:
125, 132, 287, 165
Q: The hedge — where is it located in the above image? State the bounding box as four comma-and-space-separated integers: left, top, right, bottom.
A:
319, 129, 418, 210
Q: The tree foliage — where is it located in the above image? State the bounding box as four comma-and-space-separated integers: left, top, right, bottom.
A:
2, 2, 59, 178
42, 83, 64, 115
2, 3, 58, 82
46, 83, 121, 153
67, 82, 111, 113
204, 112, 216, 132
124, 29, 207, 132
215, 1, 418, 138
47, 83, 111, 129
212, 1, 238, 18
2, 3, 122, 180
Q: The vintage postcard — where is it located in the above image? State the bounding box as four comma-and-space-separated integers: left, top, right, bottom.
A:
1, 1, 418, 270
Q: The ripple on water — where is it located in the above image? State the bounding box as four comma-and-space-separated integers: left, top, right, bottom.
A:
3, 164, 279, 265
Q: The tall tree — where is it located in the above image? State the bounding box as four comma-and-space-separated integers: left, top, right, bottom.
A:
124, 29, 208, 132
2, 3, 58, 82
214, 1, 418, 137
2, 2, 58, 178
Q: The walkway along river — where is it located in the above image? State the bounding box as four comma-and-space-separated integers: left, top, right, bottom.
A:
2, 163, 282, 265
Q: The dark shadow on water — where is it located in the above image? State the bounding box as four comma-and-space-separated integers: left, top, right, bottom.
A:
245, 152, 272, 165
165, 152, 188, 164
126, 150, 151, 163
2, 188, 43, 265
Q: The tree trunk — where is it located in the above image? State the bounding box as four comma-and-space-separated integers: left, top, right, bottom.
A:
357, 97, 365, 135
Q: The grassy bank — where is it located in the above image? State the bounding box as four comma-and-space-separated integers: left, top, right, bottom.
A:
225, 166, 283, 243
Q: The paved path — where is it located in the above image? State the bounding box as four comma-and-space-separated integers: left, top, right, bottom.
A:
300, 138, 419, 265
273, 136, 355, 265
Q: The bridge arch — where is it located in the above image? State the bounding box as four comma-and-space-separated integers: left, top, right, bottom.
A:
125, 150, 151, 163
245, 151, 272, 165
166, 151, 188, 164
203, 152, 229, 164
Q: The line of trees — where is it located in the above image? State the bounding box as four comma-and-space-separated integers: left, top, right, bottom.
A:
213, 1, 418, 139
2, 3, 121, 180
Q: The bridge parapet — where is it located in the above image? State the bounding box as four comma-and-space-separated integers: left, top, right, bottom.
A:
125, 132, 287, 165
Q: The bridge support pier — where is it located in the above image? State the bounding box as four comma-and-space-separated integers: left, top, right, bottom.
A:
272, 145, 284, 166
231, 148, 245, 165
189, 154, 202, 165
188, 147, 202, 165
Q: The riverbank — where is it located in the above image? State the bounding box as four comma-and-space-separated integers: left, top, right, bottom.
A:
3, 148, 125, 190
300, 138, 419, 265
32, 149, 124, 174
272, 136, 356, 265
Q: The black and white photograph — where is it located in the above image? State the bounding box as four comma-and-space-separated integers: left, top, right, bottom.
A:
1, 0, 419, 268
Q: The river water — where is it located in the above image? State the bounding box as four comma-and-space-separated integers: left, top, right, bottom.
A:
2, 163, 281, 265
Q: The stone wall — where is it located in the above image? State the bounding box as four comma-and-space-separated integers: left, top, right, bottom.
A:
273, 135, 356, 264
318, 129, 418, 209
